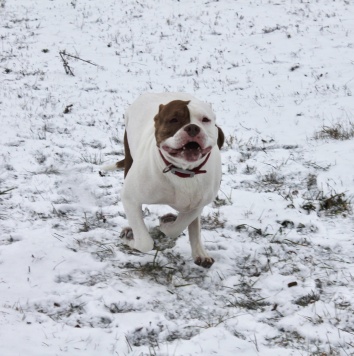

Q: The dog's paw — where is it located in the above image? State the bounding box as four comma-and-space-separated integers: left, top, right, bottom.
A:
194, 256, 215, 268
120, 227, 154, 253
159, 213, 179, 237
159, 213, 177, 224
120, 227, 134, 240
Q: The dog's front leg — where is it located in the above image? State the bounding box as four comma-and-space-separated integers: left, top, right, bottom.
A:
160, 210, 214, 268
120, 198, 154, 253
188, 216, 214, 268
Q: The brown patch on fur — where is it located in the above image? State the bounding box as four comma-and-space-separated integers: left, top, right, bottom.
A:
113, 131, 132, 176
154, 100, 190, 146
116, 160, 125, 169
216, 125, 225, 149
123, 130, 133, 178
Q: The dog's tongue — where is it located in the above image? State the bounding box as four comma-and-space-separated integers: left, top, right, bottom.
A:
182, 142, 201, 161
183, 150, 201, 161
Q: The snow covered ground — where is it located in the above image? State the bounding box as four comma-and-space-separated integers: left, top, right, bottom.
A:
1, 0, 354, 354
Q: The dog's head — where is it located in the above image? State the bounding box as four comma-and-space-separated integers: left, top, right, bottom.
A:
154, 99, 223, 167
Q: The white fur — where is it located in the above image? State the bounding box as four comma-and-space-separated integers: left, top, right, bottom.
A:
101, 163, 119, 172
120, 93, 222, 265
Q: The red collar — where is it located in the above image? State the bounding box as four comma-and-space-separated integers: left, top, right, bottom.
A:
159, 150, 211, 178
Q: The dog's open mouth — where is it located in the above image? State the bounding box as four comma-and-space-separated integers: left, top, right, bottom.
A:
165, 141, 202, 155
162, 141, 212, 162
183, 141, 201, 151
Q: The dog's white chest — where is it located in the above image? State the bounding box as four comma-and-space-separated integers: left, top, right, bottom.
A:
169, 178, 206, 212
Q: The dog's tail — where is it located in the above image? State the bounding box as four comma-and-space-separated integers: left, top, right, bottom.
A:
100, 159, 125, 172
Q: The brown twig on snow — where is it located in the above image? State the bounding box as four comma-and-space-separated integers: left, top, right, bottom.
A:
59, 51, 75, 76
59, 50, 99, 76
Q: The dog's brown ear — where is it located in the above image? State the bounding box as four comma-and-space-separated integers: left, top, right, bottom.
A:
159, 104, 164, 112
216, 125, 224, 149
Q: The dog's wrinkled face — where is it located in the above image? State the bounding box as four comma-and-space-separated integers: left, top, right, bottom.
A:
154, 99, 219, 166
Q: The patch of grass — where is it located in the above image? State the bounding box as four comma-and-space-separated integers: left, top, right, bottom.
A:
224, 134, 243, 150
80, 153, 104, 165
0, 235, 21, 245
301, 190, 352, 216
251, 171, 286, 193
213, 196, 227, 207
105, 302, 137, 314
127, 325, 161, 348
243, 164, 257, 175
34, 151, 47, 164
319, 192, 351, 216
314, 120, 354, 140
263, 24, 281, 34
266, 330, 305, 349
235, 224, 271, 239
227, 163, 237, 174
78, 212, 91, 232
275, 220, 318, 234
37, 166, 60, 175
226, 296, 269, 311
91, 242, 115, 261
165, 329, 198, 342
120, 248, 212, 287
192, 310, 238, 329
214, 189, 233, 206
125, 252, 177, 285
261, 172, 284, 187
296, 223, 318, 235
201, 210, 225, 230
302, 314, 324, 325
307, 173, 318, 191
294, 291, 320, 307
36, 301, 86, 322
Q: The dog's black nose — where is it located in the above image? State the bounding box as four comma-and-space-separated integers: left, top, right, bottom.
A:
184, 124, 200, 137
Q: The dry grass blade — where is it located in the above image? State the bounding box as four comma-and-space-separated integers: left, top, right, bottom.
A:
0, 187, 16, 195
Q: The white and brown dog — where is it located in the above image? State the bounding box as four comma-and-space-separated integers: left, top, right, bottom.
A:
110, 93, 224, 268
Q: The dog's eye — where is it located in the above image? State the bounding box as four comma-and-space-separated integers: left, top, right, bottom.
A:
169, 117, 178, 123
202, 117, 211, 123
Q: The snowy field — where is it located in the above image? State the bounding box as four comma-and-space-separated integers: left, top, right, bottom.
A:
1, 0, 354, 355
